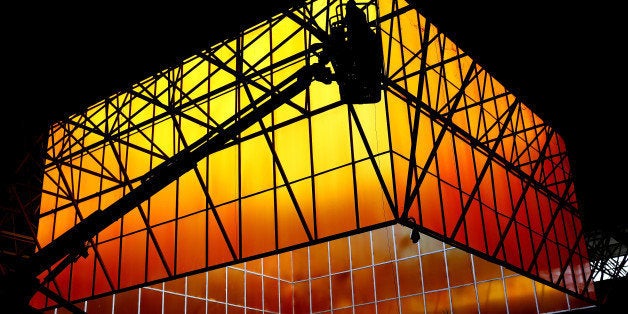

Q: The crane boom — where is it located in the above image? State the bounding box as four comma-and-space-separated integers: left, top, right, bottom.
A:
3, 1, 383, 312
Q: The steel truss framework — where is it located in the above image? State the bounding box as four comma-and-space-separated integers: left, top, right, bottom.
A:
27, 0, 595, 310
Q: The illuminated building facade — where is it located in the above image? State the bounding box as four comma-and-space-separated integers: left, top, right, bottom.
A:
31, 0, 597, 312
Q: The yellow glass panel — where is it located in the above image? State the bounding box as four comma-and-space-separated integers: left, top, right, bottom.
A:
446, 248, 474, 286
208, 145, 238, 206
176, 163, 207, 217
351, 102, 390, 160
398, 257, 422, 296
352, 267, 374, 304
387, 95, 412, 158
271, 18, 305, 63
243, 28, 271, 73
307, 80, 342, 112
240, 135, 273, 197
181, 59, 209, 100
315, 165, 356, 238
311, 107, 351, 174
355, 160, 394, 228
374, 262, 397, 300
421, 252, 447, 292
275, 119, 311, 182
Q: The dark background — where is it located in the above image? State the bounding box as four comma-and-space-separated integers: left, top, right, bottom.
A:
1, 1, 625, 232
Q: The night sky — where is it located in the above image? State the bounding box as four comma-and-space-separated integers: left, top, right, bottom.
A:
2, 1, 625, 231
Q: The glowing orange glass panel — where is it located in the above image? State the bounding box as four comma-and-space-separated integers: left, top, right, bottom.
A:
451, 285, 479, 313
292, 247, 309, 281
311, 277, 331, 312
309, 242, 330, 278
401, 294, 425, 314
187, 272, 206, 299
263, 277, 279, 312
352, 267, 374, 304
331, 272, 352, 309
424, 290, 451, 314
505, 276, 538, 313
227, 268, 244, 306
421, 252, 448, 292
477, 279, 507, 313
111, 289, 137, 314
374, 262, 398, 300
139, 289, 162, 314
329, 237, 350, 273
398, 257, 422, 296
164, 293, 184, 313
246, 273, 263, 310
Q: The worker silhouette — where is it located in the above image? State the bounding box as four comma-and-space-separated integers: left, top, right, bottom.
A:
329, 0, 383, 103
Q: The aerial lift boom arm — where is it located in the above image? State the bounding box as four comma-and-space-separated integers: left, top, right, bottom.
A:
3, 1, 383, 312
